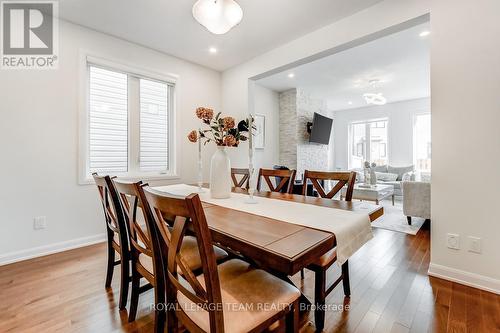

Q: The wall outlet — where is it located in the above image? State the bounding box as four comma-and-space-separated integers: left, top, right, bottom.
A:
447, 233, 460, 250
468, 236, 482, 254
33, 216, 47, 230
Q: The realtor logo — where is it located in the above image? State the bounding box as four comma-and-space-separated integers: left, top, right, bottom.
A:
1, 0, 58, 69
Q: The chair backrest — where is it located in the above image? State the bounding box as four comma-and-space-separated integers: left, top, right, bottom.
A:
92, 173, 129, 250
143, 187, 224, 332
113, 180, 154, 261
302, 170, 357, 200
256, 168, 296, 194
230, 168, 250, 189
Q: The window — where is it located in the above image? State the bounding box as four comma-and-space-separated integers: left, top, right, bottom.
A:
349, 119, 388, 168
414, 113, 431, 173
81, 58, 176, 183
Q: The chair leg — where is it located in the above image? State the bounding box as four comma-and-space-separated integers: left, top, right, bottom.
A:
300, 269, 305, 280
128, 267, 141, 322
118, 253, 130, 310
154, 272, 166, 333
342, 261, 351, 297
105, 242, 115, 288
286, 299, 300, 333
407, 216, 412, 225
314, 270, 326, 332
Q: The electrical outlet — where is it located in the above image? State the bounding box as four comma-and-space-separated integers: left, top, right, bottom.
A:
447, 233, 460, 250
33, 216, 47, 230
468, 236, 481, 254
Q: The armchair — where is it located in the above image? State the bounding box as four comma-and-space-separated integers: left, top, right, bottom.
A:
402, 181, 431, 225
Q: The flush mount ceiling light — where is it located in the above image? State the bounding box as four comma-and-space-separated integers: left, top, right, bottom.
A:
363, 93, 387, 106
192, 0, 243, 35
419, 30, 431, 37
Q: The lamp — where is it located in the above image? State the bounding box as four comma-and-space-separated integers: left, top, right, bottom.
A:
192, 0, 243, 35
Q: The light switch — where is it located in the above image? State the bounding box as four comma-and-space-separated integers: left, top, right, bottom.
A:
447, 233, 460, 250
468, 236, 481, 254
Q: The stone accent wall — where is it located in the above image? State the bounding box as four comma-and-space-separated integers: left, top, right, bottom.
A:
278, 89, 330, 178
278, 89, 297, 169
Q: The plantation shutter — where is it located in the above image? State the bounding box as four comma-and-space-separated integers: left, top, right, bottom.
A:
88, 65, 128, 173
139, 79, 169, 172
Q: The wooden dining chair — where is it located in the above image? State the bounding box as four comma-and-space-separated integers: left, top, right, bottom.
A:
301, 170, 357, 332
92, 173, 130, 310
114, 181, 228, 332
143, 188, 301, 333
230, 168, 250, 189
256, 168, 296, 194
113, 180, 156, 324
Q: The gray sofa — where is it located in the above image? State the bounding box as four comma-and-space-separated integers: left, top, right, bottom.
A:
372, 165, 415, 196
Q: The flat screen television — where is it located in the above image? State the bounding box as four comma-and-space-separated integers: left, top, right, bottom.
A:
309, 112, 333, 145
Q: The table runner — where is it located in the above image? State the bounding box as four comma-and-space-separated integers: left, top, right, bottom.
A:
153, 184, 373, 265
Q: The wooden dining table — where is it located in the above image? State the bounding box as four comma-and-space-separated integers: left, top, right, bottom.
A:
193, 185, 383, 278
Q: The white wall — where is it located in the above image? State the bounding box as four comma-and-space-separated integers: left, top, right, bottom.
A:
429, 0, 500, 292
332, 98, 430, 170
250, 84, 279, 171
0, 21, 221, 264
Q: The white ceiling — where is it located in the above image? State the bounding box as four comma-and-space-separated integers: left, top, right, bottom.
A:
256, 23, 430, 111
58, 0, 384, 71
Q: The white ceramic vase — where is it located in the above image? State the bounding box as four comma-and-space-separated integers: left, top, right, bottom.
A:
210, 146, 231, 199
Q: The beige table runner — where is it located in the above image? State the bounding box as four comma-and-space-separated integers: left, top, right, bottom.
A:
153, 184, 373, 265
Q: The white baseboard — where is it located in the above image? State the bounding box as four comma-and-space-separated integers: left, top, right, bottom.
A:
428, 263, 500, 295
0, 233, 106, 266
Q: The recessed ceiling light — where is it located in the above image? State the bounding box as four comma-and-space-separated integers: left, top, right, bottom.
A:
419, 30, 431, 37
209, 47, 217, 54
288, 73, 295, 78
348, 101, 353, 105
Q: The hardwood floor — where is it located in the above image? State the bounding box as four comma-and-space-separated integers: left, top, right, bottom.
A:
1, 224, 499, 332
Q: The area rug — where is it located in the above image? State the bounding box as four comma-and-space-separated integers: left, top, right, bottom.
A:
369, 199, 425, 235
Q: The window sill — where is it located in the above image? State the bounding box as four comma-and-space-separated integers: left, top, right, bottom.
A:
79, 173, 181, 185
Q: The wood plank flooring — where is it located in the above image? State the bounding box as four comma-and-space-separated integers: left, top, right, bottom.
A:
1, 224, 499, 333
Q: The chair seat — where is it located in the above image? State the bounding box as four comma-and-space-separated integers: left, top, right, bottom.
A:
138, 236, 228, 274
307, 248, 337, 270
177, 259, 300, 333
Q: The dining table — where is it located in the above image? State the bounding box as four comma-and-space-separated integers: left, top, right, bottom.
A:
154, 184, 384, 309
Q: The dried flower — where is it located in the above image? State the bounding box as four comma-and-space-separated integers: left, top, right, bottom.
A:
187, 130, 198, 143
196, 107, 214, 121
222, 116, 235, 130
223, 135, 237, 146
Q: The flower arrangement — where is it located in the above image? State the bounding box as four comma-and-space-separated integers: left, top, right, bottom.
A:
188, 107, 251, 147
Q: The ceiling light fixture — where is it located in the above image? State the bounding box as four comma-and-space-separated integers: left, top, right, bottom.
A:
363, 93, 387, 106
209, 47, 218, 54
348, 101, 353, 105
192, 0, 243, 35
419, 30, 431, 37
288, 73, 295, 78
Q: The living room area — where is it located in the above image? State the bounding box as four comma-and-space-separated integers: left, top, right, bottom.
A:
252, 20, 431, 235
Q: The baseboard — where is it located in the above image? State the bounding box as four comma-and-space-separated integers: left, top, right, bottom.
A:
428, 263, 500, 295
0, 233, 106, 266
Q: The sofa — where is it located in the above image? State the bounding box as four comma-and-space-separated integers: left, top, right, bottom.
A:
402, 181, 431, 224
355, 164, 415, 197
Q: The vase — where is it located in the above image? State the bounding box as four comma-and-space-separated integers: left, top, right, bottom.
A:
210, 146, 232, 199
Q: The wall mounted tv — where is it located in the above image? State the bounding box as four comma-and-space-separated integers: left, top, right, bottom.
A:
309, 112, 333, 145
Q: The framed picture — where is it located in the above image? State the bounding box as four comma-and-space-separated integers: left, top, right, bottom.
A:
254, 114, 265, 149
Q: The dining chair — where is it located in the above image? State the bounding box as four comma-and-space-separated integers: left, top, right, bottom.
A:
113, 180, 157, 324
301, 170, 357, 332
114, 181, 228, 332
92, 173, 130, 310
230, 168, 250, 189
256, 168, 296, 194
143, 188, 301, 333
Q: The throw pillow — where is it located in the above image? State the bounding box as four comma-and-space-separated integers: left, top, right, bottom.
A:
375, 172, 399, 182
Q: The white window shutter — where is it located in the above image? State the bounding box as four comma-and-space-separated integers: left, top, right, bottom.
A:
139, 79, 169, 172
88, 66, 128, 174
